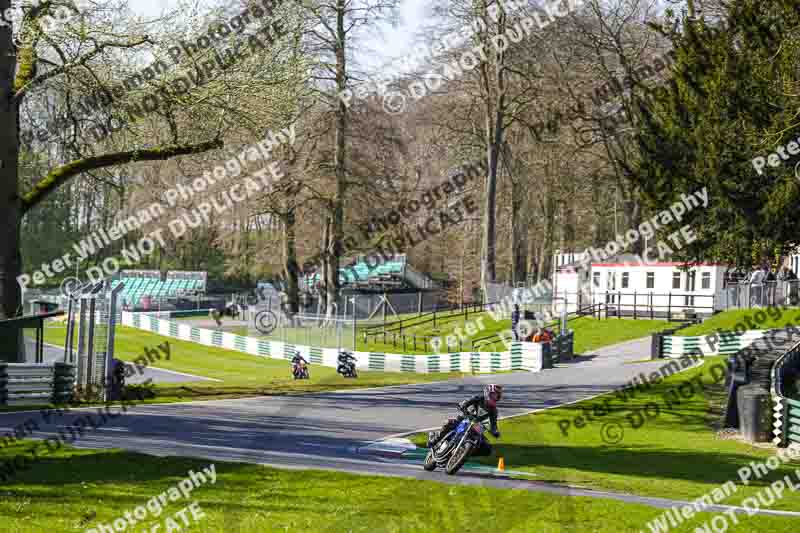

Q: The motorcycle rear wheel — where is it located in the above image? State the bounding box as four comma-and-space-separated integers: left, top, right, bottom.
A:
445, 442, 473, 475
423, 450, 437, 471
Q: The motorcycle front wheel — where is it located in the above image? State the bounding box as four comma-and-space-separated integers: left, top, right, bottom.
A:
445, 442, 473, 475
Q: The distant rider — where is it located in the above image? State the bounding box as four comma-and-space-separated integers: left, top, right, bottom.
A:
337, 351, 357, 376
428, 384, 503, 456
338, 351, 356, 364
291, 351, 308, 374
511, 305, 521, 341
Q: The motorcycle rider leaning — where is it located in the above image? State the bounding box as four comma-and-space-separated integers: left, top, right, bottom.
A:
428, 384, 503, 456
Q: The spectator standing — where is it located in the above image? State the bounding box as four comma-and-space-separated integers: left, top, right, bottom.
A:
511, 305, 521, 341
779, 267, 798, 305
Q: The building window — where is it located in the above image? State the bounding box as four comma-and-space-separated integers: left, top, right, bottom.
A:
621, 272, 629, 289
672, 272, 681, 289
593, 272, 600, 287
646, 272, 655, 289
701, 272, 711, 289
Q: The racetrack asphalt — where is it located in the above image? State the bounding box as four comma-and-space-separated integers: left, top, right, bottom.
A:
5, 336, 797, 517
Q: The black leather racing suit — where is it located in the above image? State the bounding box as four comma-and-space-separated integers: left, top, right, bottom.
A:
291, 355, 308, 375
430, 394, 499, 456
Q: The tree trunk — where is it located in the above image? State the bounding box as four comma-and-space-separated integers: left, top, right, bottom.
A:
538, 195, 556, 283
480, 7, 507, 298
510, 175, 527, 285
325, 0, 348, 320
0, 8, 23, 361
319, 214, 330, 313
530, 242, 539, 282
283, 208, 299, 314
623, 192, 643, 255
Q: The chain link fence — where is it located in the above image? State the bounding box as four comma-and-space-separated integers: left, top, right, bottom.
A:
720, 281, 800, 309
484, 281, 553, 314
247, 311, 358, 352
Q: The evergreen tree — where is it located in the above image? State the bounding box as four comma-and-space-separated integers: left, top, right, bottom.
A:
631, 1, 800, 267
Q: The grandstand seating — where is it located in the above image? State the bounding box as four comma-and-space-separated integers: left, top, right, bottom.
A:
112, 271, 207, 308
300, 255, 410, 291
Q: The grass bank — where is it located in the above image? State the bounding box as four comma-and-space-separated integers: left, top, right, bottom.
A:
359, 314, 674, 355
677, 308, 800, 337
37, 323, 462, 405
0, 443, 791, 532
412, 355, 800, 514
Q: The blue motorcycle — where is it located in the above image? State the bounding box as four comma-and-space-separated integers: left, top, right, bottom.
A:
424, 412, 489, 475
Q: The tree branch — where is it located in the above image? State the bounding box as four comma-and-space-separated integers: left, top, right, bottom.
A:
21, 138, 224, 212
14, 36, 152, 102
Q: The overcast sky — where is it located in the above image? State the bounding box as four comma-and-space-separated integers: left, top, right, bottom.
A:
132, 0, 428, 73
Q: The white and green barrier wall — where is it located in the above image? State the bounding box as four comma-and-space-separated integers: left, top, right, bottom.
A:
121, 312, 549, 373
662, 330, 774, 358
771, 340, 800, 447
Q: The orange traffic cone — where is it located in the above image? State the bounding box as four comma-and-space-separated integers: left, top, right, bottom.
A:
497, 457, 505, 471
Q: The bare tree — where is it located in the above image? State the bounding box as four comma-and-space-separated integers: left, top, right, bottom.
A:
291, 0, 399, 318
0, 0, 296, 360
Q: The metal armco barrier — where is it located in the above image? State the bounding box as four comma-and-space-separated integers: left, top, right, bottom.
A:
0, 363, 75, 406
551, 331, 574, 361
650, 321, 697, 359
775, 397, 800, 448
53, 363, 76, 404
771, 339, 800, 447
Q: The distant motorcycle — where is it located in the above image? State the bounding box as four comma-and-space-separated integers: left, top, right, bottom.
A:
292, 357, 310, 380
424, 410, 489, 475
337, 351, 358, 378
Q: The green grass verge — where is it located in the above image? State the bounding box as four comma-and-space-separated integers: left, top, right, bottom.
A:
677, 308, 800, 336
568, 317, 673, 354
133, 312, 675, 356
366, 314, 674, 355
0, 443, 791, 532
37, 323, 462, 405
411, 355, 800, 514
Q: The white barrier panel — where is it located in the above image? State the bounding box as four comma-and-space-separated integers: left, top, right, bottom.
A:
120, 312, 549, 375
510, 342, 543, 371
662, 330, 769, 358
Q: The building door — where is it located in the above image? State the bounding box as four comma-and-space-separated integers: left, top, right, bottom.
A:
685, 271, 696, 308
607, 272, 616, 304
